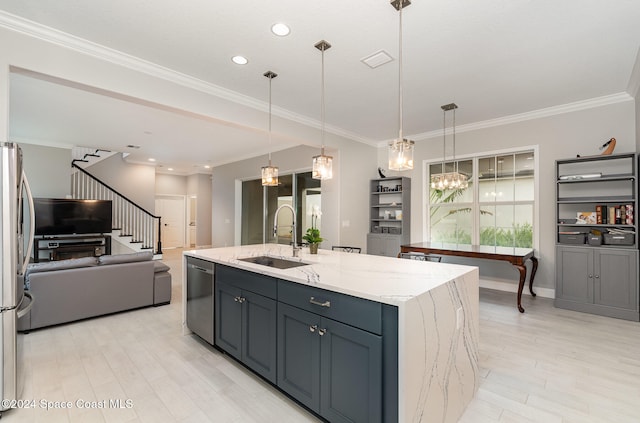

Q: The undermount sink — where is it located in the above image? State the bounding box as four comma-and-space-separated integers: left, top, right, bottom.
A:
238, 255, 309, 269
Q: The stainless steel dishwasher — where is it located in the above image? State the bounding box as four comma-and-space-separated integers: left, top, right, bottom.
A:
186, 257, 214, 344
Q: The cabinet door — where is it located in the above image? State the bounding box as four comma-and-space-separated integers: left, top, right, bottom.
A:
366, 234, 383, 256
382, 235, 401, 258
242, 290, 277, 384
594, 249, 638, 311
320, 317, 382, 423
556, 247, 593, 303
215, 280, 242, 360
277, 302, 321, 413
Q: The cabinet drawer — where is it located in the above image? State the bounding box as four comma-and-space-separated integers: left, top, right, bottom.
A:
215, 264, 277, 299
278, 280, 382, 335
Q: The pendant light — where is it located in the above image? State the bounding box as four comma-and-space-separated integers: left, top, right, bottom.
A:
430, 103, 468, 190
261, 71, 279, 186
312, 40, 333, 180
388, 0, 414, 171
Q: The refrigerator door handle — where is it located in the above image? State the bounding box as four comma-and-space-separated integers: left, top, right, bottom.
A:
20, 170, 35, 276
16, 291, 34, 319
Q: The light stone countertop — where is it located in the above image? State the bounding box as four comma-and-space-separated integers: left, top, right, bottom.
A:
183, 243, 480, 422
183, 243, 477, 306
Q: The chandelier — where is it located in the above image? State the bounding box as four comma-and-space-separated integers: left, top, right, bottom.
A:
430, 103, 468, 190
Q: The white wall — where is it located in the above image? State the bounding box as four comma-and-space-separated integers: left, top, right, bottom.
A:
212, 140, 376, 250
378, 100, 637, 293
87, 154, 156, 212
20, 143, 72, 198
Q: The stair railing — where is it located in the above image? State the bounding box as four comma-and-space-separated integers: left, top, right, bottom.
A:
71, 161, 162, 254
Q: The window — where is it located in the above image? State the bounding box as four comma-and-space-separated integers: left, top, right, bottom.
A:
241, 171, 321, 245
427, 149, 536, 248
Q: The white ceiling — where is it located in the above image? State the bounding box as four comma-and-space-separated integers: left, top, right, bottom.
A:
2, 0, 640, 174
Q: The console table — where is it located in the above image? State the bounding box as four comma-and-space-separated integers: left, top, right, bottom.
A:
400, 242, 538, 312
33, 235, 111, 262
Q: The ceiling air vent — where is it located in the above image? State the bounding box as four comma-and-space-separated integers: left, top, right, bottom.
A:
361, 50, 394, 69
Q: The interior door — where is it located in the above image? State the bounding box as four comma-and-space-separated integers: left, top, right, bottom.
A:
155, 196, 185, 249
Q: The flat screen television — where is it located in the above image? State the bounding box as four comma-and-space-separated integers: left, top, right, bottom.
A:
34, 198, 113, 236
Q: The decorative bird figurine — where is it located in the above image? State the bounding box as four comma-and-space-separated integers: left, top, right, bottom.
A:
378, 167, 386, 178
577, 137, 616, 157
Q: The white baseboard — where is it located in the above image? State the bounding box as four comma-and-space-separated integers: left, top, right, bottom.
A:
480, 278, 555, 299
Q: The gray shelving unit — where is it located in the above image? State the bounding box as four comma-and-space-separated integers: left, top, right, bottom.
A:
367, 177, 410, 257
555, 153, 639, 321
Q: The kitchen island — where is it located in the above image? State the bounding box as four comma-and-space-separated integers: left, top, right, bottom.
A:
183, 244, 479, 423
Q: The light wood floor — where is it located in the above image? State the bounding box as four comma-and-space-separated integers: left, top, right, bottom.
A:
4, 248, 640, 422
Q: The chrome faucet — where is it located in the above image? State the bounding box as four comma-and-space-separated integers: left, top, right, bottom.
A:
273, 204, 300, 257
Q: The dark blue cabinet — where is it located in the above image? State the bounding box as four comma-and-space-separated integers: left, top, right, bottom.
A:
215, 268, 277, 384
277, 299, 383, 423
214, 264, 397, 422
277, 303, 321, 412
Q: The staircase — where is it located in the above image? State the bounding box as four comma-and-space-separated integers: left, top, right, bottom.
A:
71, 150, 162, 256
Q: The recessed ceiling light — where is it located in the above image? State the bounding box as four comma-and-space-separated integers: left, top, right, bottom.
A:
204, 165, 211, 169
271, 23, 290, 36
148, 158, 156, 162
168, 167, 174, 171
232, 55, 248, 65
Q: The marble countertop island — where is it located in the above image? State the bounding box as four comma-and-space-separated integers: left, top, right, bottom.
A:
183, 244, 479, 423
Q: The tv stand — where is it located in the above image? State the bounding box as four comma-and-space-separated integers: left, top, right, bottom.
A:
33, 235, 111, 262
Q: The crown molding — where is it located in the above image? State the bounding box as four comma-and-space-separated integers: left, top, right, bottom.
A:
627, 46, 640, 98
377, 92, 634, 147
0, 11, 375, 147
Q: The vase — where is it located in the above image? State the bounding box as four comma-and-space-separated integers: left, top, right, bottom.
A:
309, 243, 319, 254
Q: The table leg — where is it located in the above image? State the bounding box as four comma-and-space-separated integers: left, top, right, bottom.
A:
515, 264, 527, 313
529, 256, 538, 297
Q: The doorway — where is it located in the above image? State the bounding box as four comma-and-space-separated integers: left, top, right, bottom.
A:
240, 171, 321, 246
155, 195, 186, 249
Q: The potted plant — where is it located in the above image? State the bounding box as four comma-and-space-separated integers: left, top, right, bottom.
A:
302, 206, 323, 254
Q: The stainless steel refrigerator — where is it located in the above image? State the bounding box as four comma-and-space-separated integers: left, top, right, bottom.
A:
0, 142, 34, 413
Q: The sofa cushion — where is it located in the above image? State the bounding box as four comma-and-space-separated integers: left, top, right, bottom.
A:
153, 261, 170, 273
98, 251, 153, 265
24, 257, 98, 289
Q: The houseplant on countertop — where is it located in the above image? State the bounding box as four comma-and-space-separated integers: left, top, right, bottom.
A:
303, 206, 323, 254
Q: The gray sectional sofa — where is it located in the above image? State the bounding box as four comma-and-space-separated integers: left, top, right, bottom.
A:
18, 251, 171, 331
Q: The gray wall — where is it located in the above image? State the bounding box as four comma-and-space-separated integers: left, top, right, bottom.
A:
88, 154, 156, 212
156, 173, 188, 195
187, 173, 212, 247
378, 100, 637, 293
212, 140, 376, 249
20, 143, 72, 198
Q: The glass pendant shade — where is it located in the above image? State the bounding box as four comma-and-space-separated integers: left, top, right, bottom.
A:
312, 40, 333, 181
388, 138, 414, 171
387, 0, 414, 171
261, 71, 279, 186
312, 150, 333, 180
261, 163, 279, 186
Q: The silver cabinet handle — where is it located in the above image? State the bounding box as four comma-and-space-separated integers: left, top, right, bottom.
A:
309, 297, 331, 308
318, 328, 327, 336
309, 325, 317, 333
588, 274, 593, 278
595, 275, 600, 279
